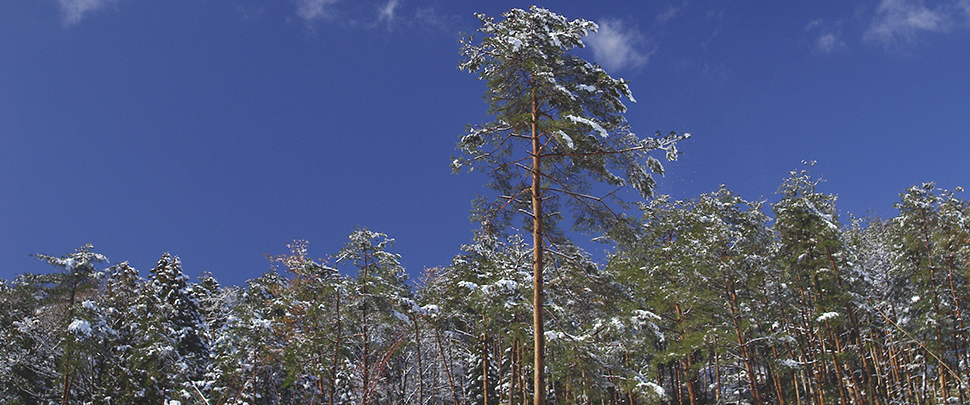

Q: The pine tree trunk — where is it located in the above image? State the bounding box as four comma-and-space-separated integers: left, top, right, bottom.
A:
531, 89, 547, 405
822, 322, 849, 405
483, 312, 489, 405
625, 352, 636, 405
769, 345, 787, 405
62, 267, 81, 405
433, 320, 461, 405
509, 338, 519, 405
674, 303, 698, 405
330, 288, 343, 405
672, 362, 683, 405
362, 301, 371, 403
416, 316, 425, 405
714, 342, 722, 404
726, 275, 762, 405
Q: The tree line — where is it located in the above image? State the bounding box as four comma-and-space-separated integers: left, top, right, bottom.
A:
1, 173, 967, 404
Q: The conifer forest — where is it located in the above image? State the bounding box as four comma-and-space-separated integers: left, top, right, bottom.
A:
3, 7, 969, 405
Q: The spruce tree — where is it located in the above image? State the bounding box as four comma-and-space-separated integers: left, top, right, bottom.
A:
144, 253, 208, 402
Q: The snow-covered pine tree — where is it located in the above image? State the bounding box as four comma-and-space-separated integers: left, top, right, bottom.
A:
890, 183, 969, 401
336, 228, 412, 405
772, 163, 863, 405
414, 266, 467, 405
91, 261, 148, 404
540, 241, 630, 404
455, 8, 689, 403
610, 194, 713, 405
447, 232, 533, 405
32, 244, 108, 405
609, 188, 773, 404
269, 240, 353, 403
0, 273, 65, 403
216, 269, 293, 404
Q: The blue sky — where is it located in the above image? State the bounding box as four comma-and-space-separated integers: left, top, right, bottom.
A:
2, 0, 968, 286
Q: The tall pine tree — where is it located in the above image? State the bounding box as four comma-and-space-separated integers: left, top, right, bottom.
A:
455, 7, 688, 403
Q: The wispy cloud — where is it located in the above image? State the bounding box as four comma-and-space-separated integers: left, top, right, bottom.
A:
806, 19, 846, 53
235, 2, 265, 21
411, 7, 459, 33
864, 0, 970, 46
585, 19, 654, 72
378, 0, 399, 23
59, 0, 119, 26
295, 0, 340, 22
656, 6, 680, 24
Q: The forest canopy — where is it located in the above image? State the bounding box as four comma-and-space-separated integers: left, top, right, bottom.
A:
2, 171, 968, 404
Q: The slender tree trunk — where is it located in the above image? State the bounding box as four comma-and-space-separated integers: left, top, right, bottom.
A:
62, 268, 81, 405
416, 316, 425, 405
531, 88, 546, 405
483, 312, 489, 405
330, 288, 343, 405
770, 345, 787, 405
945, 256, 966, 401
674, 303, 698, 405
714, 341, 722, 404
726, 275, 762, 405
362, 297, 371, 403
868, 338, 885, 405
520, 337, 528, 405
509, 338, 519, 405
625, 351, 636, 405
822, 322, 849, 405
672, 362, 683, 405
434, 320, 461, 405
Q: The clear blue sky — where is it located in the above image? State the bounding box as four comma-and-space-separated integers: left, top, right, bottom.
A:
2, 0, 968, 286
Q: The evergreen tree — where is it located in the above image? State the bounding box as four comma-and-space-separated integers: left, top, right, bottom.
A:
448, 232, 533, 405
32, 244, 108, 405
0, 273, 64, 404
890, 183, 969, 401
336, 228, 412, 405
415, 266, 469, 405
270, 240, 352, 403
219, 270, 293, 404
456, 7, 688, 403
141, 253, 209, 403
610, 187, 772, 404
94, 261, 151, 404
772, 163, 864, 405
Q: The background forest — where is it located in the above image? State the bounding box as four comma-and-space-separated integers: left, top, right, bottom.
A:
1, 170, 968, 404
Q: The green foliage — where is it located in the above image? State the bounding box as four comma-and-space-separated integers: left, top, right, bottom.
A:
0, 180, 968, 404
456, 6, 688, 237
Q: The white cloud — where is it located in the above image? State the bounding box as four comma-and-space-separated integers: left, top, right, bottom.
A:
816, 33, 841, 52
864, 0, 970, 46
806, 19, 846, 53
378, 0, 400, 23
295, 0, 340, 22
585, 19, 654, 72
59, 0, 119, 26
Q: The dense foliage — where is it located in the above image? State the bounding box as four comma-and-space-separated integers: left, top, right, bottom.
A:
2, 173, 968, 404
